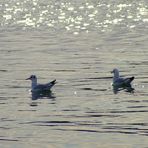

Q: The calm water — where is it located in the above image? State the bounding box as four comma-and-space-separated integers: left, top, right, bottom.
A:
0, 0, 148, 147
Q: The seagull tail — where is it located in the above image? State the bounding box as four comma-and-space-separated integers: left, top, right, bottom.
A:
129, 77, 134, 82
125, 76, 134, 84
50, 79, 56, 85
46, 79, 56, 90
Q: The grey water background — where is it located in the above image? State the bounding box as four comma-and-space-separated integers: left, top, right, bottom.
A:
0, 0, 148, 147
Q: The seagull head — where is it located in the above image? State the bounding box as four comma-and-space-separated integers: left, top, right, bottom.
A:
111, 68, 119, 74
26, 75, 37, 81
111, 68, 120, 80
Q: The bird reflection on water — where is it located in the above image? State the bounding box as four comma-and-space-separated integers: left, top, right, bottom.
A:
113, 84, 135, 94
29, 90, 56, 106
31, 90, 56, 100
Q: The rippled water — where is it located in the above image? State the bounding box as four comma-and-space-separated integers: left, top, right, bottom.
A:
0, 0, 148, 147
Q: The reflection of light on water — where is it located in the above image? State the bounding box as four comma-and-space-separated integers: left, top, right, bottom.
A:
74, 91, 77, 95
47, 23, 54, 27
127, 16, 133, 19
68, 7, 74, 11
129, 25, 135, 29
79, 6, 84, 10
73, 32, 79, 35
1, 1, 147, 32
87, 5, 94, 9
83, 23, 89, 26
113, 19, 123, 24
143, 19, 148, 22
3, 14, 12, 20
65, 26, 70, 31
58, 16, 65, 20
88, 14, 95, 18
75, 26, 80, 29
138, 7, 148, 16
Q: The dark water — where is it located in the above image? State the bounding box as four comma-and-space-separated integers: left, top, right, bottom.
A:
0, 0, 148, 147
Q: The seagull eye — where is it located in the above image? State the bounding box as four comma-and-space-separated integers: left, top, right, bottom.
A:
30, 75, 35, 79
32, 75, 36, 79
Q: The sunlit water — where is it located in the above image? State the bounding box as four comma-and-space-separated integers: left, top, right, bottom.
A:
0, 0, 148, 147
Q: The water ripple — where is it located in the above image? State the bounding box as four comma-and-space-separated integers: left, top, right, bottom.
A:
0, 138, 19, 142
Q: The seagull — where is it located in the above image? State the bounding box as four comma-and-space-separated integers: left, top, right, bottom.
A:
26, 75, 56, 92
111, 68, 134, 87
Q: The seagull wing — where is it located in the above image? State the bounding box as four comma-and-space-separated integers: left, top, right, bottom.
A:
124, 77, 134, 84
34, 84, 48, 90
114, 77, 134, 87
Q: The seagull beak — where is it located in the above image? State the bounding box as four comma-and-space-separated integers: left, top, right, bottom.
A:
26, 77, 30, 80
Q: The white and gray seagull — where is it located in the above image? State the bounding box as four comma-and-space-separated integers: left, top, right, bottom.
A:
26, 75, 56, 92
111, 68, 134, 87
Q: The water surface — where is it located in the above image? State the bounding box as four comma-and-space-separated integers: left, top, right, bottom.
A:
0, 0, 148, 147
